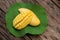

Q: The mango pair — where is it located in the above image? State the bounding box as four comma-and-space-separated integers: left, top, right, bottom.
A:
13, 8, 40, 30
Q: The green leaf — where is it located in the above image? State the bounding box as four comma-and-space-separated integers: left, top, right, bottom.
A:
5, 2, 48, 37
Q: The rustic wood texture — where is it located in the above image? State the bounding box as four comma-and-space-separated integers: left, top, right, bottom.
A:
0, 0, 60, 40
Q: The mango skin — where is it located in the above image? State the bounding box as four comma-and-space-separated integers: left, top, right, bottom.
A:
19, 8, 40, 26
30, 13, 40, 26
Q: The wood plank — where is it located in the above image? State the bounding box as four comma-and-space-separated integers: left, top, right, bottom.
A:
0, 0, 60, 40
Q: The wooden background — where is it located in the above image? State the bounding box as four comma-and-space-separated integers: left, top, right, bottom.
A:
0, 0, 60, 40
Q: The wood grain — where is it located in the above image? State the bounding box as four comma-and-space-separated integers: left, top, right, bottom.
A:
0, 0, 60, 40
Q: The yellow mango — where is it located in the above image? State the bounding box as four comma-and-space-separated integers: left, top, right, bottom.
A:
19, 8, 40, 26
13, 10, 32, 30
30, 13, 40, 26
13, 8, 40, 30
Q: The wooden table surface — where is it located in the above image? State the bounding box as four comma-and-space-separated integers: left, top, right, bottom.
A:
0, 0, 60, 40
